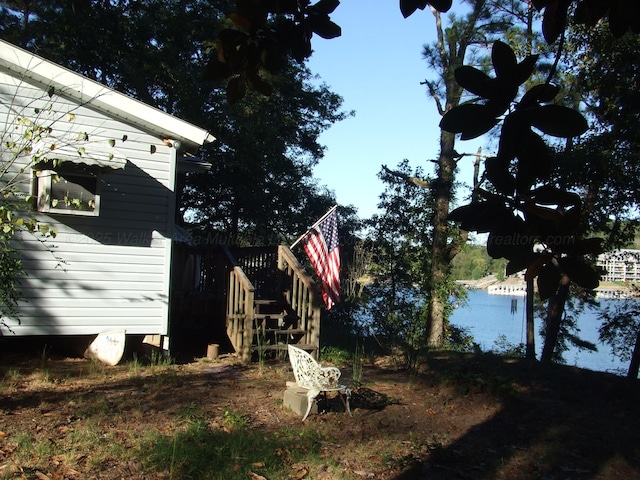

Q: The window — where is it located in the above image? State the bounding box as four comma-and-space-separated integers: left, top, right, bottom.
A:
35, 169, 100, 216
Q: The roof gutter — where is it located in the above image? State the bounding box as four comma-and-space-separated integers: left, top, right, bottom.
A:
0, 40, 215, 150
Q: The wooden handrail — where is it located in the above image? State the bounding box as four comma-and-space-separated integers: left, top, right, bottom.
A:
278, 245, 323, 358
222, 246, 255, 361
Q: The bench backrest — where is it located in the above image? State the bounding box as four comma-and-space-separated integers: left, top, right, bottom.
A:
288, 344, 341, 390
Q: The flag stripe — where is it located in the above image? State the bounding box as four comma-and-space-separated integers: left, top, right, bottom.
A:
302, 209, 340, 309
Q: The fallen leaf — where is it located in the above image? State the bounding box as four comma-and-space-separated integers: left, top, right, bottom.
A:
248, 471, 268, 480
0, 431, 8, 438
290, 467, 308, 479
34, 471, 52, 480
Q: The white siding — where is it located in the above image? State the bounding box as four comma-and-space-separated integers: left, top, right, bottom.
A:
1, 69, 178, 336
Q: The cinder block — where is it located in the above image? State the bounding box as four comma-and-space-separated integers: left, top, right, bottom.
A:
283, 387, 317, 417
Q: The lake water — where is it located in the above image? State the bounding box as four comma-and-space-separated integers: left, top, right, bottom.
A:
450, 289, 632, 376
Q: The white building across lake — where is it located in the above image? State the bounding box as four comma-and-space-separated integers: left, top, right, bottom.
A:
597, 249, 640, 283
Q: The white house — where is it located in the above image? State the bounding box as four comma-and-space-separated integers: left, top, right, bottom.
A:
0, 39, 214, 354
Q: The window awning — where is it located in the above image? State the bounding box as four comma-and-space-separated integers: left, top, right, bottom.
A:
31, 141, 127, 171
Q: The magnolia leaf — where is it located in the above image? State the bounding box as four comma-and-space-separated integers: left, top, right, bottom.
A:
51, 199, 59, 207
67, 113, 76, 122
491, 41, 517, 77
47, 86, 55, 97
484, 86, 518, 117
506, 254, 537, 276
524, 255, 548, 281
514, 130, 552, 190
537, 262, 560, 300
204, 58, 233, 81
454, 66, 495, 98
512, 54, 539, 86
448, 200, 511, 233
108, 139, 116, 147
77, 147, 86, 156
486, 229, 532, 260
150, 145, 157, 154
312, 0, 340, 15
522, 203, 563, 222
498, 112, 530, 161
566, 237, 605, 256
574, 0, 609, 27
122, 135, 128, 142
530, 105, 588, 137
484, 156, 515, 196
559, 257, 600, 290
400, 0, 429, 18
229, 13, 252, 31
529, 185, 580, 206
249, 73, 273, 97
542, 0, 570, 43
227, 75, 247, 104
519, 83, 559, 107
265, 0, 298, 14
608, 0, 631, 37
308, 16, 341, 39
289, 25, 313, 62
429, 0, 452, 12
439, 104, 499, 139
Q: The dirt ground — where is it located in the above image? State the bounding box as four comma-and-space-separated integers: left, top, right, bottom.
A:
0, 348, 639, 479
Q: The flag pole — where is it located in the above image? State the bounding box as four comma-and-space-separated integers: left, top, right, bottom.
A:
290, 205, 338, 249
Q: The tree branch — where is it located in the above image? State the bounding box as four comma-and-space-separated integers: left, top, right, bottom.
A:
381, 165, 431, 188
420, 79, 445, 115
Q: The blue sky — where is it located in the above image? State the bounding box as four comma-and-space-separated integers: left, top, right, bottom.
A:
307, 0, 486, 219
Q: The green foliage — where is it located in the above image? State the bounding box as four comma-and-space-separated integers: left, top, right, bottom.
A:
444, 323, 480, 353
141, 410, 325, 479
598, 300, 640, 364
0, 94, 63, 330
445, 41, 601, 300
554, 21, 640, 251
490, 334, 525, 358
352, 341, 365, 385
184, 62, 352, 245
450, 244, 507, 280
206, 0, 342, 103
319, 345, 349, 367
363, 161, 437, 370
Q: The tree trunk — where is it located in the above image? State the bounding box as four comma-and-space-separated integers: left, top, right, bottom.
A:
525, 276, 536, 360
540, 273, 570, 363
627, 331, 640, 380
426, 130, 457, 347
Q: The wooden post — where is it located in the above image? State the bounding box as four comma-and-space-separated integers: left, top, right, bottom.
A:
207, 343, 219, 360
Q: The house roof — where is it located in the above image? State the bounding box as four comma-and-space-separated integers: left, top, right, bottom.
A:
0, 40, 215, 151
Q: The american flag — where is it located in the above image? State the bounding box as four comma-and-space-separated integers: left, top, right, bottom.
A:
302, 208, 340, 309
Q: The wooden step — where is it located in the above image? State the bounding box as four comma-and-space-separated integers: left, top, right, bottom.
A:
253, 328, 306, 335
253, 313, 288, 320
254, 299, 287, 306
252, 343, 317, 352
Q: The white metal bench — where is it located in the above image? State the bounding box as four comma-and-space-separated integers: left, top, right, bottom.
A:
287, 344, 352, 421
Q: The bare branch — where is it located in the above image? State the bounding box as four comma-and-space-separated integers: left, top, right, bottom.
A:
381, 165, 431, 188
420, 79, 445, 115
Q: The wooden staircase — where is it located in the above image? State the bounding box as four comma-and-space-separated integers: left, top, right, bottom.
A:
224, 245, 323, 362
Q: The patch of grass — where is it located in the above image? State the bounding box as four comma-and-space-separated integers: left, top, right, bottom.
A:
0, 367, 21, 389
319, 346, 349, 367
139, 411, 329, 480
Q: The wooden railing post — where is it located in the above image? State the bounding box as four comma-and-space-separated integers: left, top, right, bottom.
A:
223, 247, 256, 363
278, 245, 323, 358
